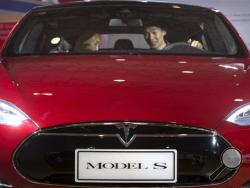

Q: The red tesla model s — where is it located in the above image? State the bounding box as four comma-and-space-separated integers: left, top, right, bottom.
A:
0, 1, 250, 188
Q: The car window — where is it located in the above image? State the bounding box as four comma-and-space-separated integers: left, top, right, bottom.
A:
4, 5, 243, 57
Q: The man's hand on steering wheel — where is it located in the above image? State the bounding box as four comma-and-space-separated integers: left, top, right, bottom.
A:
187, 39, 203, 49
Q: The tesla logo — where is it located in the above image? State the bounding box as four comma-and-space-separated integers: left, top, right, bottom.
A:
116, 124, 137, 148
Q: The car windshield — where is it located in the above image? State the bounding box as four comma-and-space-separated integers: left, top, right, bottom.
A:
4, 3, 243, 57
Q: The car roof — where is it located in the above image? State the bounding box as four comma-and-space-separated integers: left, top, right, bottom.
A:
31, 0, 217, 14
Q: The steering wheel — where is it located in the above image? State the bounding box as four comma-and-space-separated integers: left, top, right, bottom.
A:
164, 42, 206, 54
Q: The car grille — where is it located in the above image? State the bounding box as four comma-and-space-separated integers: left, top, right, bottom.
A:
14, 122, 237, 187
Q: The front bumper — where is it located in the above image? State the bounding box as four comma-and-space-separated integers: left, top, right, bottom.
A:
1, 122, 250, 188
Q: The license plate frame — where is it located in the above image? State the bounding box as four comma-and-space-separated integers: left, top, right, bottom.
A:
75, 149, 177, 183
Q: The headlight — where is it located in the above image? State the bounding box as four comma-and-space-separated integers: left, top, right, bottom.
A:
226, 103, 250, 126
0, 99, 28, 127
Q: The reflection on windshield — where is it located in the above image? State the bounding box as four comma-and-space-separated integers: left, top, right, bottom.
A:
5, 4, 241, 57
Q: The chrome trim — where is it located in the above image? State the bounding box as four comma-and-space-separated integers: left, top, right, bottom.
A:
39, 133, 216, 137
116, 134, 136, 148
43, 121, 214, 133
116, 124, 137, 147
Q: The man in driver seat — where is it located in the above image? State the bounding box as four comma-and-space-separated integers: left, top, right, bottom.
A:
144, 24, 203, 50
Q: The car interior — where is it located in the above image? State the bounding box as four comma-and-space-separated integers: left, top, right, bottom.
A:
7, 5, 239, 56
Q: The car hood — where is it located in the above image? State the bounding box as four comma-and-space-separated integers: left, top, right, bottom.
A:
4, 55, 250, 129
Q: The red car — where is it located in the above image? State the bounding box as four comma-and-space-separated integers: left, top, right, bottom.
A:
0, 1, 250, 188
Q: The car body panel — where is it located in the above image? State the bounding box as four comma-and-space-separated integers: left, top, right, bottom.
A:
3, 55, 250, 129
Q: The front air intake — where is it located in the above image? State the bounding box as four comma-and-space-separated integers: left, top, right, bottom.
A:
14, 122, 237, 187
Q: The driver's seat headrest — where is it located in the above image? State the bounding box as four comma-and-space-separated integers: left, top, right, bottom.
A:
114, 39, 134, 50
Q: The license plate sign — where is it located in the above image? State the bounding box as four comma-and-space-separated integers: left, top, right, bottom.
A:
75, 149, 177, 183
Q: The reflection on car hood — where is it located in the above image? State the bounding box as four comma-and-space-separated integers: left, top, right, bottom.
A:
5, 55, 250, 129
